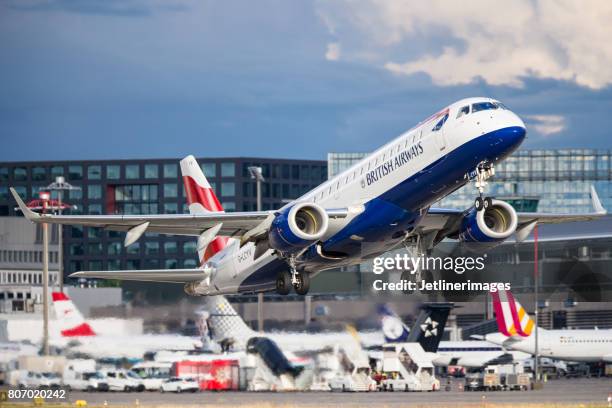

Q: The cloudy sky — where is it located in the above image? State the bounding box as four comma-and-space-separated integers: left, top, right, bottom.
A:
1, 0, 611, 161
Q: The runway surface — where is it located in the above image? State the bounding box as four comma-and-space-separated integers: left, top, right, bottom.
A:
67, 378, 612, 406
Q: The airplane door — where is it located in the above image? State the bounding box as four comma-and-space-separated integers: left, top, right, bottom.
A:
432, 113, 448, 152
435, 128, 447, 151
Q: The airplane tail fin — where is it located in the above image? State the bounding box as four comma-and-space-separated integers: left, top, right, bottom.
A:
406, 303, 453, 353
491, 290, 535, 337
377, 304, 410, 343
200, 296, 255, 351
180, 155, 229, 264
52, 292, 96, 337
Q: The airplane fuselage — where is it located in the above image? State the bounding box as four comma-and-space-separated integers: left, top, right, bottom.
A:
486, 329, 612, 363
196, 98, 526, 295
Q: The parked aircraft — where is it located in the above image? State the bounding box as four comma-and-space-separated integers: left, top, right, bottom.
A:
11, 98, 606, 296
379, 303, 528, 368
484, 290, 612, 362
49, 292, 202, 359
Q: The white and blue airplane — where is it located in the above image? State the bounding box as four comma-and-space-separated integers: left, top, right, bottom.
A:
11, 97, 606, 296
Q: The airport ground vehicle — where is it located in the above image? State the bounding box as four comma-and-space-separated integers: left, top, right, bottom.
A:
130, 362, 171, 391
63, 371, 109, 392
328, 366, 376, 392
17, 371, 62, 389
380, 343, 440, 392
100, 369, 144, 392
160, 377, 199, 393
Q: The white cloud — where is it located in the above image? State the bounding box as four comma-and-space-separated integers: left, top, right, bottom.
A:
317, 0, 612, 89
325, 42, 341, 61
524, 115, 566, 136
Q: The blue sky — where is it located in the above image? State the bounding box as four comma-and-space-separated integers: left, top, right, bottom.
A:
1, 0, 611, 162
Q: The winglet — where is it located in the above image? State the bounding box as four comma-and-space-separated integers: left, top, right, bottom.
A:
10, 187, 40, 222
590, 186, 606, 214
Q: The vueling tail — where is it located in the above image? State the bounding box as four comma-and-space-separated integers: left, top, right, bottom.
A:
180, 155, 229, 264
200, 295, 255, 351
377, 304, 410, 343
491, 290, 535, 337
52, 292, 96, 337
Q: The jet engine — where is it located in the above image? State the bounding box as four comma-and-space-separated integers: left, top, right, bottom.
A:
268, 202, 329, 255
458, 199, 518, 251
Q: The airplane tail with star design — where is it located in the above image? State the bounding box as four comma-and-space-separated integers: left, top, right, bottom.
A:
405, 303, 453, 353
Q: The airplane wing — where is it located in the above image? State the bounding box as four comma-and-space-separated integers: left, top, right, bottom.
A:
70, 269, 207, 283
419, 185, 607, 246
10, 187, 347, 242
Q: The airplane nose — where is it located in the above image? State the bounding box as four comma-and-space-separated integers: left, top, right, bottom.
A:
495, 125, 526, 152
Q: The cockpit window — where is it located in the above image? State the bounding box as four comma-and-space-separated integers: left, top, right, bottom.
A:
472, 102, 498, 113
456, 105, 470, 118
494, 102, 509, 110
432, 113, 449, 131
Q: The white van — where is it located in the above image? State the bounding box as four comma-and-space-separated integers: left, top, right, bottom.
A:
100, 369, 143, 392
63, 371, 109, 392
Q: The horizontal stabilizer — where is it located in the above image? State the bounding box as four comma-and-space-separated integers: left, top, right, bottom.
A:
69, 269, 206, 283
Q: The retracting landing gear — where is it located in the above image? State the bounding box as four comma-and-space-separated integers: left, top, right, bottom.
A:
276, 271, 291, 295
474, 163, 495, 212
276, 257, 311, 295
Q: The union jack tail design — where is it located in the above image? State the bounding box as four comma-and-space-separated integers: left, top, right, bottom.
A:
180, 155, 229, 264
491, 289, 535, 337
52, 292, 96, 337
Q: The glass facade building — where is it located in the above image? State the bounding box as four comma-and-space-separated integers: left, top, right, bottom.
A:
328, 149, 612, 213
0, 157, 327, 282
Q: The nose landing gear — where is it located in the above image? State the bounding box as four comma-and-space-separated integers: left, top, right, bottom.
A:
474, 164, 495, 212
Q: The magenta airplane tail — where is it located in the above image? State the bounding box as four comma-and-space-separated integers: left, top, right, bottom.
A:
52, 292, 96, 337
491, 289, 535, 338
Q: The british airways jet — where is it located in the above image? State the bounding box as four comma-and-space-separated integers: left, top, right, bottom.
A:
11, 98, 606, 296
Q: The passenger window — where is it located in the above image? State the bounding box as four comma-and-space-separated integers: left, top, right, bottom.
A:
456, 105, 469, 118
472, 102, 498, 113
432, 113, 449, 132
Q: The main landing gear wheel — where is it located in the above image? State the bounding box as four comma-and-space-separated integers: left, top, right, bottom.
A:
293, 272, 310, 295
474, 196, 493, 212
276, 271, 292, 295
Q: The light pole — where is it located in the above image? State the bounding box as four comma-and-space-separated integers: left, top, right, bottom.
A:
534, 223, 540, 384
248, 166, 265, 333
40, 192, 50, 356
45, 176, 80, 293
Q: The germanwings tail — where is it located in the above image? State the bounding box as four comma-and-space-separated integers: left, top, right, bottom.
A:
491, 290, 535, 337
52, 292, 96, 337
200, 296, 255, 351
180, 155, 229, 264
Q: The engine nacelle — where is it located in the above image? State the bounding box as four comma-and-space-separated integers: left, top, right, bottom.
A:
459, 199, 518, 251
268, 202, 329, 255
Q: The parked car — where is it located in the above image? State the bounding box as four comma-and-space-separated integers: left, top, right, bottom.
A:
160, 377, 199, 393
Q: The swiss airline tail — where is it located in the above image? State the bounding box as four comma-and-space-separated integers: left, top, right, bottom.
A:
180, 155, 229, 264
52, 292, 96, 337
491, 290, 535, 338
